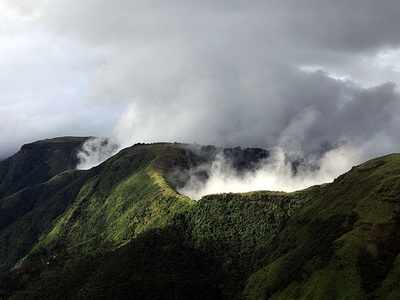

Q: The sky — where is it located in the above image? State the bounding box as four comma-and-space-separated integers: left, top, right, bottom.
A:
1, 0, 400, 161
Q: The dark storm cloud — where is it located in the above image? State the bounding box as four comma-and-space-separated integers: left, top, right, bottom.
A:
1, 0, 400, 161
43, 1, 400, 49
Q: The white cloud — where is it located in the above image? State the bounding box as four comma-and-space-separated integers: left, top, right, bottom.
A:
179, 145, 361, 200
1, 0, 400, 165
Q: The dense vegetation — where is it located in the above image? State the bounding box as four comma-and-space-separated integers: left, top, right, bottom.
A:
0, 138, 399, 299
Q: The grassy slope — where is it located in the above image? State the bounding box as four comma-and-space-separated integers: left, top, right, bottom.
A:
6, 186, 308, 300
0, 143, 199, 299
0, 143, 193, 275
244, 154, 400, 300
2, 144, 400, 300
0, 170, 88, 271
0, 137, 88, 199
33, 143, 193, 255
0, 137, 90, 271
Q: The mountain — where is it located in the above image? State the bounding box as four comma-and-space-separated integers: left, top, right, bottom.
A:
0, 137, 89, 199
0, 140, 268, 274
0, 138, 399, 299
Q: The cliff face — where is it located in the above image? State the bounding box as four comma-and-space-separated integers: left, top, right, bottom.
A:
0, 138, 399, 300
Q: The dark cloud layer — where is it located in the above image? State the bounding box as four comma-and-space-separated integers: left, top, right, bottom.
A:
1, 1, 400, 161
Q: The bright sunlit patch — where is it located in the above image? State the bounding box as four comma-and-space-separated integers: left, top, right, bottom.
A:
298, 65, 351, 82
373, 49, 400, 73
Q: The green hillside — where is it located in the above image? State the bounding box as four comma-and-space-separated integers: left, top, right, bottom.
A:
0, 142, 197, 273
1, 139, 399, 299
244, 154, 400, 300
33, 143, 194, 255
0, 137, 90, 271
0, 137, 89, 199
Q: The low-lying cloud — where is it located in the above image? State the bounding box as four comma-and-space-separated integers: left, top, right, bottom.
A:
76, 137, 119, 170
179, 145, 360, 199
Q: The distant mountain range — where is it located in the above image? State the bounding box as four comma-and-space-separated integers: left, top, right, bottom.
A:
0, 137, 399, 299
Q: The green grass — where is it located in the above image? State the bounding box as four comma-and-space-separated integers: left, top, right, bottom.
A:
33, 146, 194, 255
243, 154, 400, 300
2, 144, 400, 300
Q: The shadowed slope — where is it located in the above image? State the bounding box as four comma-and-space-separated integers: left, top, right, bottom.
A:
8, 154, 400, 300
0, 143, 197, 273
0, 137, 89, 199
0, 140, 270, 277
0, 170, 88, 271
1, 138, 400, 300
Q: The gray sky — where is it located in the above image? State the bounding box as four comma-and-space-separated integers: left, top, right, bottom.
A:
1, 0, 400, 159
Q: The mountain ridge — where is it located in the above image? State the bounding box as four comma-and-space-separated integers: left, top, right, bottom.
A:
0, 137, 399, 299
0, 137, 90, 199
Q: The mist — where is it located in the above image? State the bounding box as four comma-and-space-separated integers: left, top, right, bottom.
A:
179, 145, 360, 199
76, 137, 119, 170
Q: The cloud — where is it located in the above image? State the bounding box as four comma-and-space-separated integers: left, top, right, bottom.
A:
102, 69, 400, 159
1, 0, 400, 168
76, 137, 119, 170
179, 145, 361, 200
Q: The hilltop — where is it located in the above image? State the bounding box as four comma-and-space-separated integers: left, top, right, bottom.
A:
0, 137, 89, 199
